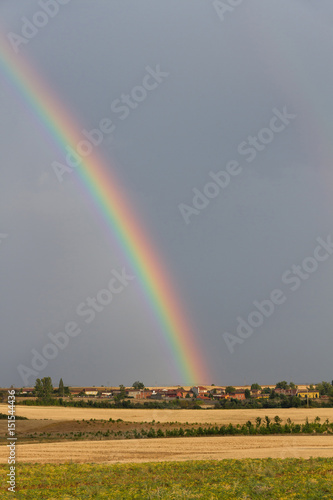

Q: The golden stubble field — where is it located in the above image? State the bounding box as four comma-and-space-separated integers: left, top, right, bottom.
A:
1, 405, 333, 463
5, 405, 333, 425
1, 435, 333, 463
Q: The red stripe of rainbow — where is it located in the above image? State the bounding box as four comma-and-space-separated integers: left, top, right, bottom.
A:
0, 40, 211, 384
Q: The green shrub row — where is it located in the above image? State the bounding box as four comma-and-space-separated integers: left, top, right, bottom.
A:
131, 417, 332, 438
18, 396, 333, 409
0, 412, 27, 420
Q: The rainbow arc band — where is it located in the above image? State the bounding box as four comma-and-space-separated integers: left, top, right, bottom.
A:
0, 39, 211, 384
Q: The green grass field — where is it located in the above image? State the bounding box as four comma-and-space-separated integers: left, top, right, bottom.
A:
1, 458, 333, 499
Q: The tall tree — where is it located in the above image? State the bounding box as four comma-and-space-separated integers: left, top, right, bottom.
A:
34, 378, 43, 398
34, 377, 53, 400
225, 386, 236, 394
132, 381, 145, 390
316, 381, 333, 396
43, 377, 53, 398
114, 384, 127, 401
275, 381, 289, 390
58, 378, 64, 397
262, 387, 271, 394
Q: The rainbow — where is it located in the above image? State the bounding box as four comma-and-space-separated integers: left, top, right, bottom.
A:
0, 38, 211, 385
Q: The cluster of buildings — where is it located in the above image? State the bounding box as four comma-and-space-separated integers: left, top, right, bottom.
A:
68, 385, 241, 400
8, 385, 322, 401
276, 388, 320, 399
58, 385, 321, 401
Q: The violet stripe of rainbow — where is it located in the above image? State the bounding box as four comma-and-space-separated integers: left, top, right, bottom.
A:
0, 41, 211, 384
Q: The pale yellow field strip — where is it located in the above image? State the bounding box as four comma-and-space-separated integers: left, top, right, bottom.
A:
1, 435, 333, 463
4, 405, 333, 425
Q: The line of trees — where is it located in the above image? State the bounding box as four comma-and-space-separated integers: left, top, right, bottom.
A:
34, 377, 70, 402
133, 416, 333, 438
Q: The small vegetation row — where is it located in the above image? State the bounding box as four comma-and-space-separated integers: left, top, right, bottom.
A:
215, 397, 333, 409
0, 413, 27, 420
18, 398, 203, 409
93, 416, 333, 438
5, 416, 333, 443
140, 416, 333, 438
18, 395, 333, 409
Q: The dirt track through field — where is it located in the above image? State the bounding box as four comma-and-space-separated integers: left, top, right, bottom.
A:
5, 406, 333, 425
1, 435, 333, 463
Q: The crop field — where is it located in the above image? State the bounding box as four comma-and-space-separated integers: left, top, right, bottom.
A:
1, 435, 333, 464
1, 417, 333, 465
5, 405, 333, 425
1, 458, 333, 499
1, 406, 332, 497
1, 407, 333, 464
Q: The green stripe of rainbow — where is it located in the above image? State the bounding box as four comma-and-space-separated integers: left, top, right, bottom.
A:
0, 42, 211, 385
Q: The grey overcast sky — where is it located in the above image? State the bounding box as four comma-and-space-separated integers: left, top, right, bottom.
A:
1, 0, 333, 388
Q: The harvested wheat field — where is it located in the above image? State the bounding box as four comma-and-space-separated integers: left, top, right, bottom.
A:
1, 406, 332, 464
6, 405, 333, 425
1, 435, 333, 464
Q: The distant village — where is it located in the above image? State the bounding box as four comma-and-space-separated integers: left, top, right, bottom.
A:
64, 385, 322, 401
4, 380, 330, 403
